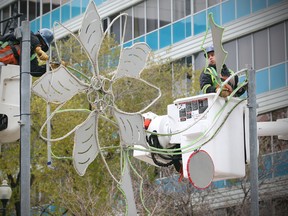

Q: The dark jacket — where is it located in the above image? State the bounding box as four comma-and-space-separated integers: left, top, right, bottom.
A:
0, 32, 47, 77
200, 64, 245, 97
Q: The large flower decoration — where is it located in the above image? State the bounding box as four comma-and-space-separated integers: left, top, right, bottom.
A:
32, 1, 161, 214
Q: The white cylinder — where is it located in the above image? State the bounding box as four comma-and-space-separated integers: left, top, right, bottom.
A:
257, 119, 288, 137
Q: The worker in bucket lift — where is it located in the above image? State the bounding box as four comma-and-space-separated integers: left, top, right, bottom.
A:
0, 28, 54, 77
199, 45, 246, 97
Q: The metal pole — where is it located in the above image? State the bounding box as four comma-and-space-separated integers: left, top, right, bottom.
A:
20, 20, 31, 216
248, 68, 259, 216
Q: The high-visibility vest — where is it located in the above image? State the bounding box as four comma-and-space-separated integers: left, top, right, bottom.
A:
205, 67, 236, 88
0, 41, 20, 65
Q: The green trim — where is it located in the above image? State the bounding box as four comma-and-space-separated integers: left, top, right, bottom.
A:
30, 53, 37, 61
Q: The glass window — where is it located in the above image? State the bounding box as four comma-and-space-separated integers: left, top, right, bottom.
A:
270, 23, 285, 65
186, 0, 191, 17
186, 16, 192, 37
287, 22, 288, 60
43, 0, 51, 15
270, 64, 286, 90
194, 11, 206, 35
42, 13, 50, 29
61, 3, 71, 23
146, 30, 158, 50
253, 29, 268, 70
71, 0, 81, 18
268, 0, 283, 6
237, 35, 252, 70
159, 25, 171, 49
159, 0, 171, 27
256, 68, 269, 94
223, 40, 237, 72
52, 0, 61, 10
122, 8, 132, 42
134, 2, 145, 38
193, 0, 206, 13
173, 19, 185, 44
236, 0, 250, 18
110, 14, 121, 43
194, 51, 206, 71
208, 5, 220, 26
222, 0, 235, 25
146, 0, 158, 33
102, 18, 108, 32
208, 0, 221, 7
252, 0, 266, 13
20, 1, 27, 22
1, 6, 10, 34
82, 0, 90, 13
51, 8, 60, 27
134, 36, 145, 44
173, 0, 185, 21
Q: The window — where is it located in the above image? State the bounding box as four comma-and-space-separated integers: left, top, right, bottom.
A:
52, 0, 61, 10
270, 23, 285, 65
194, 51, 206, 71
159, 0, 171, 27
43, 0, 51, 15
1, 6, 10, 35
237, 35, 252, 70
223, 40, 237, 72
193, 0, 206, 13
254, 29, 268, 70
110, 14, 121, 43
146, 0, 158, 33
134, 2, 145, 38
208, 0, 221, 7
173, 0, 186, 21
122, 8, 132, 42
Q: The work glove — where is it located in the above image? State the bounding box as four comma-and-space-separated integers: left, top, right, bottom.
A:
35, 46, 49, 61
50, 61, 68, 70
216, 84, 232, 98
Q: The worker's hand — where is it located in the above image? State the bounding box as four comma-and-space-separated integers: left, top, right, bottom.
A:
35, 46, 49, 61
50, 61, 68, 70
216, 84, 232, 97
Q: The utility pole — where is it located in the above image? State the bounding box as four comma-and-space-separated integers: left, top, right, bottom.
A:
248, 68, 259, 216
19, 20, 31, 216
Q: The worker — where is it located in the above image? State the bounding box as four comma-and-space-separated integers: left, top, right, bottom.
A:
199, 45, 246, 97
0, 28, 54, 77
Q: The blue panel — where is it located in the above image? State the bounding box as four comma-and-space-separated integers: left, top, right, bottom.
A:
208, 5, 220, 26
270, 64, 286, 90
212, 180, 226, 188
134, 36, 145, 44
82, 0, 90, 13
71, 0, 81, 18
256, 68, 269, 94
61, 4, 71, 23
123, 41, 133, 48
94, 0, 103, 6
51, 8, 60, 27
259, 155, 272, 179
159, 25, 171, 49
274, 151, 288, 177
222, 0, 235, 24
194, 11, 206, 35
186, 16, 192, 37
268, 0, 283, 6
236, 0, 250, 18
42, 13, 50, 29
252, 0, 267, 12
146, 31, 158, 51
30, 19, 40, 33
173, 19, 185, 44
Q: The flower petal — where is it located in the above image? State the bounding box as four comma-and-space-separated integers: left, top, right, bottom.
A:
73, 111, 99, 176
79, 0, 103, 66
113, 108, 148, 147
114, 43, 151, 80
32, 66, 89, 104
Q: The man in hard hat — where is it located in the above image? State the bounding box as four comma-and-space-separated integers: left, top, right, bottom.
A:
0, 28, 54, 77
199, 45, 246, 97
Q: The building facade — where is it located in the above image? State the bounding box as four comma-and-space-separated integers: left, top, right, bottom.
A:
1, 0, 288, 214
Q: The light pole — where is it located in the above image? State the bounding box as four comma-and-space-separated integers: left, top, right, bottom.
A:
0, 180, 12, 216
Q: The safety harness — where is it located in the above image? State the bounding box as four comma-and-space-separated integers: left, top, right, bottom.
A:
0, 41, 21, 65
